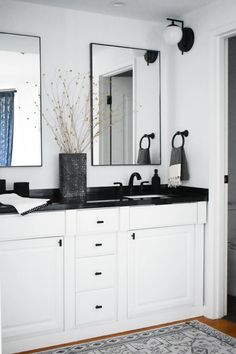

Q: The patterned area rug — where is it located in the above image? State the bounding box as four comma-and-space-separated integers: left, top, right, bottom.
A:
38, 320, 236, 353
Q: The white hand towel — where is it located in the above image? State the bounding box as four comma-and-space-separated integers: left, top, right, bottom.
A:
0, 193, 49, 215
168, 163, 181, 187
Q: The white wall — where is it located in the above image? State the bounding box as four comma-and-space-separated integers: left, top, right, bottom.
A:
0, 0, 172, 189
172, 0, 236, 188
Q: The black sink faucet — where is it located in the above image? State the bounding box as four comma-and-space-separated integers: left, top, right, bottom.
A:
128, 172, 142, 195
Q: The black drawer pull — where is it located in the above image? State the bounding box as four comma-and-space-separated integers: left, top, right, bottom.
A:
97, 220, 104, 224
95, 272, 102, 276
95, 305, 103, 309
95, 243, 102, 247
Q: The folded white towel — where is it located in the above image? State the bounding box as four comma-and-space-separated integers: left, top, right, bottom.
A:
168, 163, 181, 187
0, 193, 49, 215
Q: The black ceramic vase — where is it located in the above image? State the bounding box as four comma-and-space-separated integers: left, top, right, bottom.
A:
59, 153, 87, 202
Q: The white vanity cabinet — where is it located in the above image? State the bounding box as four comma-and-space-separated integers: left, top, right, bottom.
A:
0, 237, 64, 339
0, 212, 65, 343
127, 225, 202, 317
127, 203, 205, 320
0, 202, 206, 354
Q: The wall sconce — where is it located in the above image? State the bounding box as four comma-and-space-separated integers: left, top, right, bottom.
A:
144, 50, 158, 66
163, 18, 195, 54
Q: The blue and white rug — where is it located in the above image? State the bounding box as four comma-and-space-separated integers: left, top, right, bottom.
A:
38, 320, 236, 353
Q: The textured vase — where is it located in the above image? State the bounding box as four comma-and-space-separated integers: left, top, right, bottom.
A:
59, 153, 87, 202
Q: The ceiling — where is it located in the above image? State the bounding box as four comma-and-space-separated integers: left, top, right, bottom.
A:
13, 0, 217, 22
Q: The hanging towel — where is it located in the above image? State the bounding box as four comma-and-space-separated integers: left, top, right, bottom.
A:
137, 147, 151, 164
137, 135, 151, 164
0, 193, 50, 215
168, 146, 189, 187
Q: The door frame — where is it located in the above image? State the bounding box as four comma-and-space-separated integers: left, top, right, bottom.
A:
206, 22, 236, 319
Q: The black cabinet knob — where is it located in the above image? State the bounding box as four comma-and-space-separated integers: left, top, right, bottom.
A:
95, 243, 102, 247
95, 272, 102, 276
97, 220, 104, 224
95, 305, 103, 309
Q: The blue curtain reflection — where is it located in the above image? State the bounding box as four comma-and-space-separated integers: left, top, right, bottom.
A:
0, 91, 15, 166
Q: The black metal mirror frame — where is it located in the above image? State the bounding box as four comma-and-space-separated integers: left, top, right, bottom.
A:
90, 42, 161, 166
0, 31, 42, 168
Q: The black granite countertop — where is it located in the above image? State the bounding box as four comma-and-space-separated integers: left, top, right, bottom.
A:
0, 185, 208, 215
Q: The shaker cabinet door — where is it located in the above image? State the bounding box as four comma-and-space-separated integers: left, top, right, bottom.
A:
127, 225, 201, 318
0, 237, 64, 339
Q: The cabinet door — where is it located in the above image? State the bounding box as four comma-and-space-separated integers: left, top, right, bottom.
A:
0, 237, 63, 339
128, 226, 198, 317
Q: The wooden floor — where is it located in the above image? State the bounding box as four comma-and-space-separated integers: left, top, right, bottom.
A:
20, 316, 236, 353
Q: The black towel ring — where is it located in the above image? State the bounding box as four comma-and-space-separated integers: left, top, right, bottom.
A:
172, 130, 189, 148
139, 133, 155, 149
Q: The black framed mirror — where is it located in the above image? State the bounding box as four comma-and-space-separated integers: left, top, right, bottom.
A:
0, 32, 42, 167
90, 43, 161, 166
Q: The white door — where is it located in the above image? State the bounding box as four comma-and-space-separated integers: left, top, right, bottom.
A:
0, 237, 64, 339
98, 74, 133, 165
111, 76, 133, 164
127, 226, 198, 318
98, 76, 111, 165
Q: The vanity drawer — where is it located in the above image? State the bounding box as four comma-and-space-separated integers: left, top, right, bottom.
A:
76, 288, 116, 326
129, 204, 197, 229
76, 255, 116, 292
77, 208, 119, 234
76, 233, 116, 257
0, 211, 65, 240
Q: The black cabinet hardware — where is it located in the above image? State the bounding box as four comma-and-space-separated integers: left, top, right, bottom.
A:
58, 239, 63, 247
95, 272, 102, 276
95, 243, 102, 247
107, 95, 112, 105
224, 175, 228, 184
95, 305, 103, 309
97, 220, 104, 224
131, 233, 135, 240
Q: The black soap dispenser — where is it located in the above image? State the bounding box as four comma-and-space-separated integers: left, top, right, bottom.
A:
152, 169, 161, 193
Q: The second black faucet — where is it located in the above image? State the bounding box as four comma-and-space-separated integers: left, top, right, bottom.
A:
128, 172, 142, 195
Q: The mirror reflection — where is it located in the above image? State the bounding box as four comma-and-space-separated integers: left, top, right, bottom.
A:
0, 32, 41, 167
91, 43, 161, 166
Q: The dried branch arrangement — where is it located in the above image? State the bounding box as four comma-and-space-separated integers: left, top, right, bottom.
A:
40, 70, 111, 153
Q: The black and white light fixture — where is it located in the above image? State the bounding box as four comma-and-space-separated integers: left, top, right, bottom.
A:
163, 18, 195, 54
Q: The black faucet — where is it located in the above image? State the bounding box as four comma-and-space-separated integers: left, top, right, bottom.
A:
128, 172, 142, 195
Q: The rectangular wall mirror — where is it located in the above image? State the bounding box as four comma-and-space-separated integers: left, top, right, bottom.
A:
90, 43, 161, 166
0, 32, 41, 167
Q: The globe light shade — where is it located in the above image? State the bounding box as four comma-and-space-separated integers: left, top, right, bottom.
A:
163, 24, 183, 45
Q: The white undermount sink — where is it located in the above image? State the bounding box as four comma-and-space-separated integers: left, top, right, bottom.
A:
86, 199, 122, 203
124, 194, 170, 199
